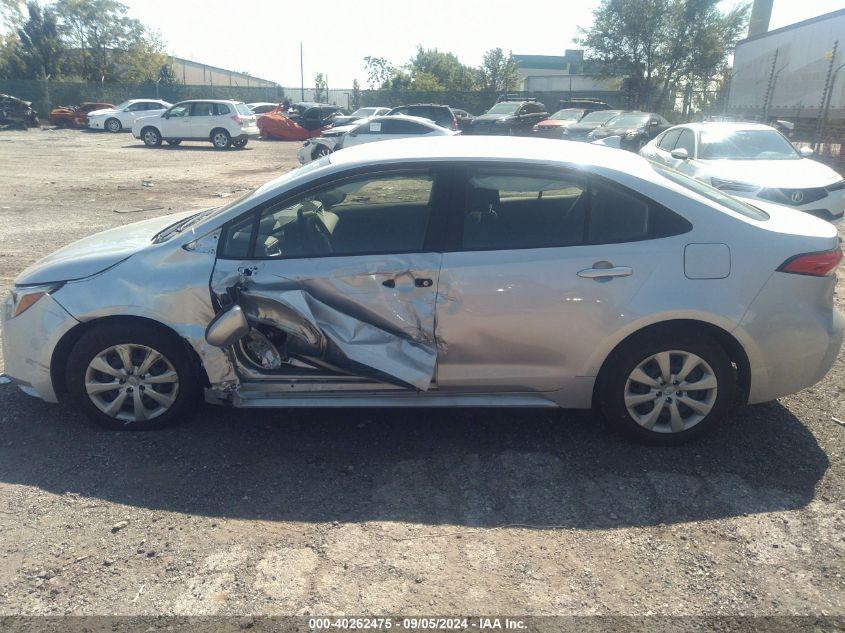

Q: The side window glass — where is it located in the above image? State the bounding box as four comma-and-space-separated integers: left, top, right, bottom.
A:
191, 102, 214, 117
125, 103, 140, 112
222, 215, 256, 259
249, 173, 434, 258
587, 181, 650, 243
461, 171, 587, 250
214, 103, 231, 116
587, 179, 691, 243
168, 104, 191, 118
658, 129, 681, 150
675, 129, 695, 155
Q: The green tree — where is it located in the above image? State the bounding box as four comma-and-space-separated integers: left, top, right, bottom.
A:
15, 1, 63, 79
577, 0, 748, 111
54, 0, 165, 81
409, 70, 444, 91
408, 46, 478, 90
479, 48, 519, 93
363, 55, 395, 88
314, 72, 327, 102
1, 0, 23, 27
0, 33, 25, 78
351, 78, 361, 109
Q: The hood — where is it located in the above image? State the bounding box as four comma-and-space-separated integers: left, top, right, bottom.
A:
87, 107, 118, 117
566, 121, 606, 133
593, 125, 644, 138
474, 113, 510, 123
537, 119, 578, 128
697, 158, 842, 189
15, 211, 198, 286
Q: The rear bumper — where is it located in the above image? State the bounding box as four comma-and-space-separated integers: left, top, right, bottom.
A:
739, 272, 843, 403
2, 292, 79, 403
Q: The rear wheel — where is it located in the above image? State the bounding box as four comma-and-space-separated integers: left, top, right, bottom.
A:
211, 129, 231, 149
232, 137, 248, 148
105, 117, 122, 133
142, 127, 162, 147
66, 322, 200, 430
166, 139, 182, 146
599, 331, 734, 444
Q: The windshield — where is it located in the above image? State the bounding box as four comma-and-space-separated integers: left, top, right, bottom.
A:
579, 110, 619, 124
486, 102, 520, 115
352, 108, 376, 116
651, 164, 769, 221
606, 113, 649, 127
114, 100, 132, 110
699, 129, 799, 160
550, 109, 584, 121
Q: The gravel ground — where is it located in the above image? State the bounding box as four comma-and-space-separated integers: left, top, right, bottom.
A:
0, 129, 843, 621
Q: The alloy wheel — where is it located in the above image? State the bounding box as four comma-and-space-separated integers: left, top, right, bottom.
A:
144, 130, 160, 146
213, 132, 229, 148
624, 350, 718, 434
84, 344, 180, 424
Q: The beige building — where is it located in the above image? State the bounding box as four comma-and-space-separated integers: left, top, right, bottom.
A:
170, 57, 277, 88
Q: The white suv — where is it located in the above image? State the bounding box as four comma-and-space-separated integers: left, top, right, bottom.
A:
132, 100, 260, 149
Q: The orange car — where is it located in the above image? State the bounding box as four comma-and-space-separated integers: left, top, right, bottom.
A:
49, 102, 114, 128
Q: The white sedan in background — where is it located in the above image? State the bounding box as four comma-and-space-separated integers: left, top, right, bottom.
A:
640, 122, 845, 220
87, 99, 172, 133
298, 115, 457, 164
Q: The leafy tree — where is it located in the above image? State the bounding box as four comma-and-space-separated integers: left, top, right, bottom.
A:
15, 1, 63, 78
363, 56, 394, 89
409, 70, 445, 91
314, 72, 327, 102
408, 46, 478, 90
578, 0, 748, 111
351, 78, 361, 109
479, 48, 519, 92
1, 0, 23, 27
0, 33, 25, 78
53, 0, 164, 81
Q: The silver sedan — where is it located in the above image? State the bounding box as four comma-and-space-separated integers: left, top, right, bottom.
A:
3, 137, 842, 443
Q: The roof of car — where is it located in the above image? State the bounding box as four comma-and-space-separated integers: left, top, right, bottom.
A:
670, 122, 777, 133
390, 104, 451, 109
329, 135, 651, 176
173, 99, 244, 104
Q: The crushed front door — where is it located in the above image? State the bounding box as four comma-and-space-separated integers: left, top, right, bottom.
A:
208, 169, 445, 391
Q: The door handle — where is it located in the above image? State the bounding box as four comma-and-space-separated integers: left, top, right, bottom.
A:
414, 278, 433, 288
382, 279, 396, 288
577, 266, 633, 279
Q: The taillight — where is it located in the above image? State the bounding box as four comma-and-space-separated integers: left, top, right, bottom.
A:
778, 247, 843, 277
451, 118, 457, 131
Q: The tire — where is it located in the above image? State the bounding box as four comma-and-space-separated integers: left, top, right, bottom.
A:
232, 137, 248, 148
66, 322, 201, 430
211, 128, 231, 149
599, 330, 735, 445
312, 144, 331, 159
142, 127, 162, 147
105, 117, 122, 133
166, 139, 182, 146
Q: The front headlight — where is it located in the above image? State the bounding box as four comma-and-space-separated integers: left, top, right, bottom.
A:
710, 177, 757, 193
587, 131, 595, 138
8, 283, 63, 318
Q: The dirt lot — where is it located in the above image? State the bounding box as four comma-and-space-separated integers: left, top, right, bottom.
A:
0, 128, 844, 621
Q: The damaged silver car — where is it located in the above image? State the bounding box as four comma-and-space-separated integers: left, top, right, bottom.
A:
3, 137, 842, 443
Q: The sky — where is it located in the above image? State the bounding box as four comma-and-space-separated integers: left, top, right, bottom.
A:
43, 0, 845, 88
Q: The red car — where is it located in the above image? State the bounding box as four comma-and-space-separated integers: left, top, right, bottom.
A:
49, 102, 115, 128
531, 108, 587, 139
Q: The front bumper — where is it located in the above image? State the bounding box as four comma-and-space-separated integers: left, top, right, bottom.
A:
2, 291, 79, 403
87, 119, 104, 130
740, 187, 845, 220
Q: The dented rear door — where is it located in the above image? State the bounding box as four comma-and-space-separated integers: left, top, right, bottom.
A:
209, 167, 450, 391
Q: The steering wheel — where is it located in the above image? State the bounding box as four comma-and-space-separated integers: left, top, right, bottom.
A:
295, 206, 333, 255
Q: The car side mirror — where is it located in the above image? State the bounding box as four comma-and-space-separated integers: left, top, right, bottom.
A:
163, 112, 170, 119
206, 305, 249, 347
670, 148, 689, 160
349, 130, 358, 137
799, 146, 814, 157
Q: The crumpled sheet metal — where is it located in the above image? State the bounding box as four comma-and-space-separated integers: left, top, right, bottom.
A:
257, 110, 325, 141
212, 256, 440, 391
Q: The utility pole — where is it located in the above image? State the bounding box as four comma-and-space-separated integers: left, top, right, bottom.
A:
300, 42, 305, 101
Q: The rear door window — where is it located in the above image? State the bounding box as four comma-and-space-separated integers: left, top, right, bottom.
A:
191, 102, 214, 116
214, 103, 232, 116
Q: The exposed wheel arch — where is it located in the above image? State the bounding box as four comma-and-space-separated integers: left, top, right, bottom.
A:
50, 315, 209, 401
593, 319, 751, 408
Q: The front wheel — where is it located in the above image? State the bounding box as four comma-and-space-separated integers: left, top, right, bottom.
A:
142, 127, 162, 147
105, 117, 122, 133
211, 129, 231, 149
232, 137, 248, 148
66, 322, 200, 430
599, 331, 735, 444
